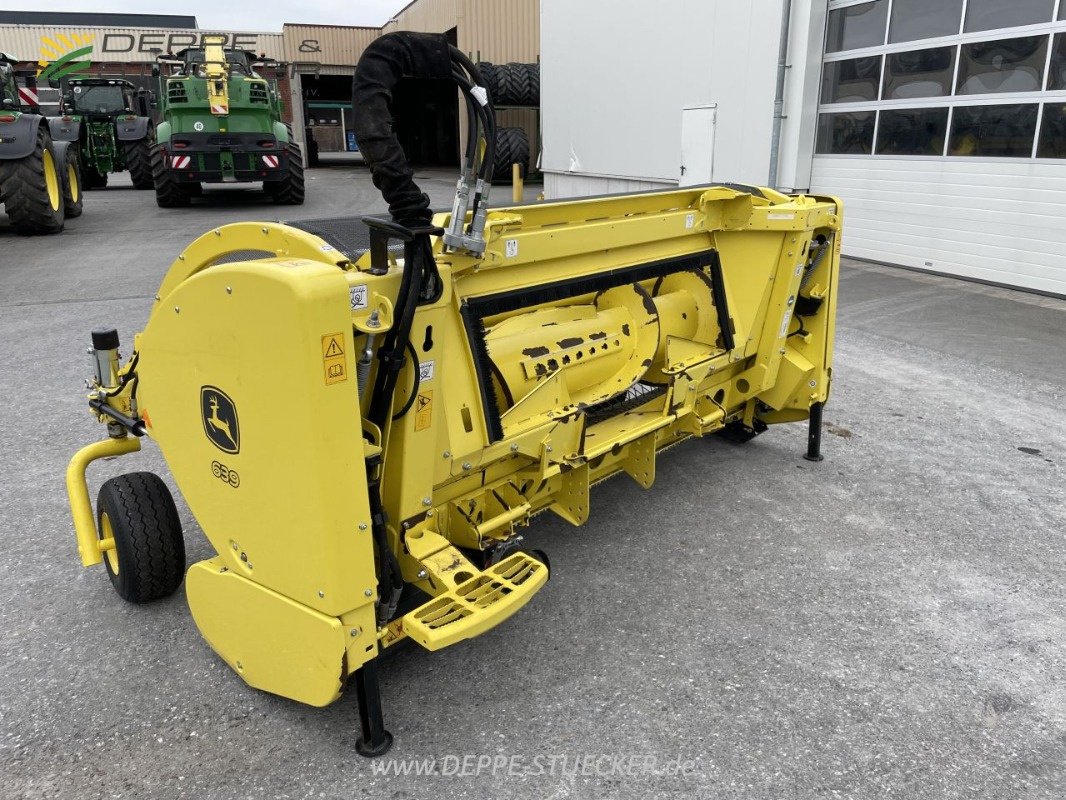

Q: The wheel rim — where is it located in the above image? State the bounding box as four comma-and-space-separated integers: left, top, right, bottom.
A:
67, 163, 80, 204
42, 149, 61, 211
99, 512, 120, 574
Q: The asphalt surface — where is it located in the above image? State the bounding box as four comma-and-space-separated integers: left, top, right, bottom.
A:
1, 166, 1064, 800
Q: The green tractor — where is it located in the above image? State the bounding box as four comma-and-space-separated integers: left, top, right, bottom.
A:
48, 77, 154, 189
0, 52, 81, 235
151, 36, 304, 207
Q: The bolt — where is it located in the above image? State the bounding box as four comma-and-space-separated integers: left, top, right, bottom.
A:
779, 348, 786, 355
426, 509, 434, 517
318, 590, 325, 598
402, 521, 410, 530
422, 497, 432, 507
231, 542, 238, 551
236, 661, 243, 670
174, 306, 180, 314
350, 627, 361, 637
417, 569, 427, 579
177, 255, 185, 262
261, 227, 268, 234
358, 523, 368, 531
214, 229, 221, 237
546, 445, 553, 453
809, 380, 817, 387
462, 462, 472, 470
154, 295, 161, 301
226, 286, 232, 294
443, 450, 452, 459
510, 443, 519, 452
787, 295, 795, 306
364, 589, 373, 597
240, 551, 248, 562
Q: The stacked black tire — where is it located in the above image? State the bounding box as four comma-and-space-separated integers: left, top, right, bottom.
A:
492, 128, 530, 183
477, 62, 539, 185
476, 62, 539, 107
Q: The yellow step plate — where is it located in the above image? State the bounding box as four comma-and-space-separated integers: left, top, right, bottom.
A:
402, 553, 548, 651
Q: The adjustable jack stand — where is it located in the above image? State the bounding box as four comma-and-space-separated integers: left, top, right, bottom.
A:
804, 402, 825, 462
353, 660, 393, 757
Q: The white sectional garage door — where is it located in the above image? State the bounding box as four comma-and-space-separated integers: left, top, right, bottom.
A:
810, 0, 1066, 296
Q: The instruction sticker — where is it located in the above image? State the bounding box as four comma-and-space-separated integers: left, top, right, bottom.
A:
414, 390, 433, 431
505, 239, 519, 258
779, 309, 793, 338
419, 360, 435, 382
685, 213, 696, 229
349, 284, 368, 310
321, 332, 348, 385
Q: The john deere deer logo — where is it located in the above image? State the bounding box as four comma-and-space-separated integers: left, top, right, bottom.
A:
201, 386, 239, 454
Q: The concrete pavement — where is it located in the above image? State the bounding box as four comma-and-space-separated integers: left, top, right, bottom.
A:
1, 168, 1064, 799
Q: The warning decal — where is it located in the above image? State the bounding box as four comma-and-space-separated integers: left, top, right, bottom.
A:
414, 390, 433, 431
321, 332, 348, 385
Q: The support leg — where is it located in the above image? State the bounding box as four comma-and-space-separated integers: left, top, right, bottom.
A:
353, 659, 393, 757
804, 401, 825, 462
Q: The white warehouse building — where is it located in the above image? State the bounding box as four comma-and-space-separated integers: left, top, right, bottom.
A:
540, 0, 1066, 297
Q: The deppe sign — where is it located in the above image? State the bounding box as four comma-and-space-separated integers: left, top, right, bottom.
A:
98, 31, 264, 55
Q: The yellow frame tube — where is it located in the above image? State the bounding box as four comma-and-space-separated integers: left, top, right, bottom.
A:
66, 437, 141, 567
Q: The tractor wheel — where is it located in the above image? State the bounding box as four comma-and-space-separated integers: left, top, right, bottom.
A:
525, 63, 540, 106
151, 144, 190, 208
96, 472, 185, 603
56, 141, 83, 218
0, 124, 65, 235
82, 167, 108, 189
491, 127, 529, 183
266, 141, 305, 205
124, 137, 154, 189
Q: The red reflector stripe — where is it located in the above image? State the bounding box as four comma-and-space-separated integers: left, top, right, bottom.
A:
262, 155, 279, 168
171, 155, 191, 169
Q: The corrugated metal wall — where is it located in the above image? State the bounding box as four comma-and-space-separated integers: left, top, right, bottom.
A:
382, 0, 459, 36
457, 0, 539, 63
281, 24, 379, 67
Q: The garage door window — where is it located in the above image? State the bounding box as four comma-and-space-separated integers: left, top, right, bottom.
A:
883, 46, 956, 99
964, 0, 1055, 33
876, 107, 949, 154
888, 0, 963, 44
822, 55, 883, 103
956, 36, 1049, 94
816, 111, 876, 154
1036, 104, 1066, 157
948, 104, 1039, 156
826, 1, 888, 52
1048, 34, 1066, 91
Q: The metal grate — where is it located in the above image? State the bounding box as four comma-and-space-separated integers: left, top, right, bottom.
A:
585, 382, 667, 426
285, 215, 403, 262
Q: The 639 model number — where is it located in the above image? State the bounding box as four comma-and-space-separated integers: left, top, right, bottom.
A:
211, 460, 240, 488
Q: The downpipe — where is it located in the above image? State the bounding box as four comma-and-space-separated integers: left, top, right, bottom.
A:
768, 0, 792, 189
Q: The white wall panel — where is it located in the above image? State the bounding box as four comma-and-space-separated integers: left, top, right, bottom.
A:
541, 0, 783, 189
811, 156, 1066, 295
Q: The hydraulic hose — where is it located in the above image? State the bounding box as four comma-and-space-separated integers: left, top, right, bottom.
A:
351, 32, 453, 226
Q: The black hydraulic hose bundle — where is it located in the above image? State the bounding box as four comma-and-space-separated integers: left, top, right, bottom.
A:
351, 32, 496, 623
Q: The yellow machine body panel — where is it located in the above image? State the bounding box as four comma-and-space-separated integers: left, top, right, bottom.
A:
67, 183, 841, 710
136, 258, 378, 643
186, 558, 348, 706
